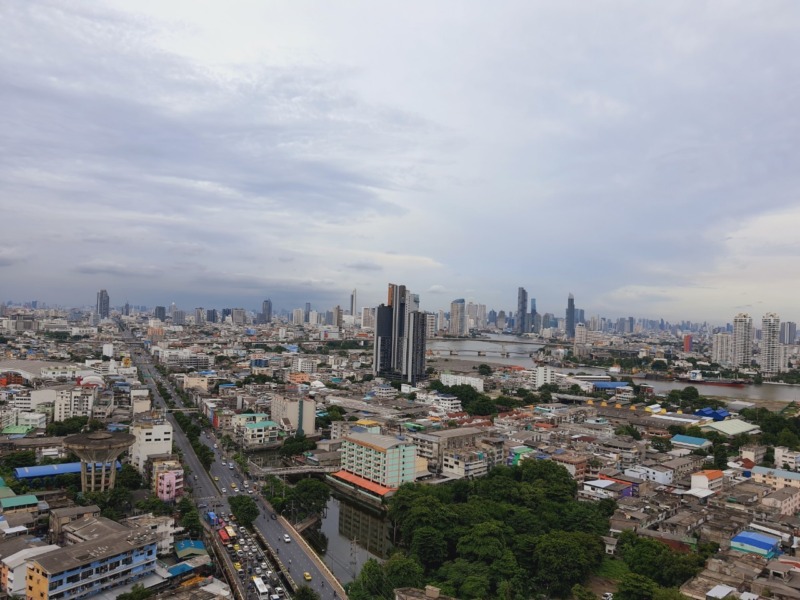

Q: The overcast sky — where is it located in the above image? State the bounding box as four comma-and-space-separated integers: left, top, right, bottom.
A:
3, 2, 800, 323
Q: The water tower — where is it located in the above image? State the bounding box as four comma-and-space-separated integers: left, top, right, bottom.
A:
63, 431, 135, 492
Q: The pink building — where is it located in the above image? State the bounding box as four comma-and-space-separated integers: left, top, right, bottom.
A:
153, 461, 184, 501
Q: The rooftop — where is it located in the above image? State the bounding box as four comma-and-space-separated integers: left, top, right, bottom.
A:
344, 431, 413, 452
34, 528, 157, 574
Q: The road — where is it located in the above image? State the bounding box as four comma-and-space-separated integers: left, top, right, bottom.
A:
124, 332, 345, 599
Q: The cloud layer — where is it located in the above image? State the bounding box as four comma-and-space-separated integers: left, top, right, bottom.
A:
2, 1, 800, 322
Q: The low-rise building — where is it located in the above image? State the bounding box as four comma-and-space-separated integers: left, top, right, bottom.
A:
761, 487, 800, 516
153, 460, 184, 502
27, 523, 158, 600
751, 466, 800, 491
691, 470, 726, 492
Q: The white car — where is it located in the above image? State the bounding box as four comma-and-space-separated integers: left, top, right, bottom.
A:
283, 534, 291, 543
221, 488, 227, 493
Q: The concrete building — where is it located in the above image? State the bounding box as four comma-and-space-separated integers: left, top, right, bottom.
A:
270, 396, 315, 436
27, 519, 157, 600
1, 544, 60, 597
123, 513, 183, 557
54, 387, 97, 422
448, 299, 467, 336
48, 506, 102, 545
775, 446, 800, 471
691, 470, 725, 492
711, 333, 732, 365
96, 290, 109, 320
153, 460, 184, 502
751, 466, 800, 491
408, 427, 483, 468
339, 432, 417, 489
760, 313, 782, 374
439, 373, 484, 392
130, 413, 174, 474
240, 420, 280, 448
732, 313, 753, 368
760, 487, 800, 516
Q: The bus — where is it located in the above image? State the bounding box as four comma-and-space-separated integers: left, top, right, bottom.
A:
225, 526, 237, 540
252, 576, 269, 599
218, 528, 230, 544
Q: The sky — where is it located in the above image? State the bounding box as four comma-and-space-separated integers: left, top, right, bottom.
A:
2, 2, 800, 323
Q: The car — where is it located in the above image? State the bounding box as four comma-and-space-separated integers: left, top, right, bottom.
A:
602, 595, 614, 600
214, 443, 218, 448
303, 572, 312, 581
233, 562, 241, 570
255, 567, 262, 575
214, 476, 219, 481
229, 462, 235, 469
197, 503, 207, 509
260, 562, 268, 570
283, 534, 291, 543
221, 488, 226, 493
194, 475, 198, 480
270, 513, 278, 520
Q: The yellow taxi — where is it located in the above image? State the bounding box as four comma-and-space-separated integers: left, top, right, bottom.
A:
214, 476, 219, 481
303, 572, 312, 581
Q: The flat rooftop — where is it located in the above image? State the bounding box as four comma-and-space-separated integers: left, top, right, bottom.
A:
34, 528, 157, 574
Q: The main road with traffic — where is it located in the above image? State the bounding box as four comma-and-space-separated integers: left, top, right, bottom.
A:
123, 330, 346, 599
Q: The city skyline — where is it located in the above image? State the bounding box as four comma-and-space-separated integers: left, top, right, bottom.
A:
3, 3, 800, 320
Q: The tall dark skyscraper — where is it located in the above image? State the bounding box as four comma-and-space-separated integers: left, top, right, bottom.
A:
96, 289, 109, 319
304, 302, 311, 323
206, 309, 218, 323
154, 305, 166, 321
566, 293, 575, 339
530, 298, 539, 333
373, 283, 427, 384
350, 289, 357, 318
515, 287, 529, 334
261, 299, 273, 324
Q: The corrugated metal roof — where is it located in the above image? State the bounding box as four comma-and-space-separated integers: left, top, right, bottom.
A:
0, 494, 39, 508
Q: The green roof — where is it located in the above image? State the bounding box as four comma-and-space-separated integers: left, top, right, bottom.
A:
0, 476, 5, 486
0, 487, 16, 499
0, 494, 39, 508
1, 425, 33, 434
245, 420, 278, 429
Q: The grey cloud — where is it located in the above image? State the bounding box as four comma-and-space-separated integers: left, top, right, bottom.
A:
345, 262, 383, 272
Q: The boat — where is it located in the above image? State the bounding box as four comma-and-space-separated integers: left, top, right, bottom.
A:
677, 370, 750, 388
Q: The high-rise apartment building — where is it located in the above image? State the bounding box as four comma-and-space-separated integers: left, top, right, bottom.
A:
761, 313, 781, 374
231, 308, 246, 325
194, 307, 205, 324
732, 313, 753, 368
96, 289, 110, 320
374, 283, 427, 384
292, 308, 305, 325
516, 287, 529, 334
350, 289, 357, 318
712, 333, 732, 365
205, 308, 218, 323
449, 299, 467, 336
566, 293, 576, 339
780, 321, 797, 345
172, 310, 186, 325
261, 299, 273, 324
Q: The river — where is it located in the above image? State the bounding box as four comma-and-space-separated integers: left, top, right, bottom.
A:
428, 337, 800, 405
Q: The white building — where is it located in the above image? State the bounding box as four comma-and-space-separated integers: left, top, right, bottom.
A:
761, 313, 782, 374
775, 446, 800, 471
624, 464, 674, 485
54, 387, 97, 422
291, 357, 317, 374
440, 373, 484, 392
2, 544, 61, 597
270, 396, 315, 436
732, 313, 753, 368
123, 514, 183, 556
130, 413, 174, 474
711, 333, 732, 366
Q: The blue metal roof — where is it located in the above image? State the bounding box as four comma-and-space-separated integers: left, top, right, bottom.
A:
592, 382, 630, 389
175, 540, 206, 553
168, 563, 194, 577
732, 531, 781, 551
14, 461, 121, 479
671, 434, 710, 446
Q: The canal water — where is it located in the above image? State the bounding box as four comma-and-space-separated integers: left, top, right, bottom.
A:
303, 494, 391, 584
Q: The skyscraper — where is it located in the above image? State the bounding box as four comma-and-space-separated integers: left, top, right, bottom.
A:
566, 293, 576, 339
206, 309, 218, 323
373, 283, 427, 384
761, 313, 781, 374
516, 287, 528, 334
96, 289, 110, 320
350, 289, 357, 319
711, 333, 731, 365
154, 306, 166, 322
780, 321, 797, 345
304, 302, 311, 323
262, 299, 273, 324
449, 299, 467, 336
732, 313, 753, 368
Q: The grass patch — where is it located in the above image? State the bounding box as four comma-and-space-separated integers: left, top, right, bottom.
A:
596, 557, 631, 581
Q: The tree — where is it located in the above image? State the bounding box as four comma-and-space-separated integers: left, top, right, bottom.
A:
478, 364, 493, 376
293, 587, 321, 600
617, 573, 658, 600
3, 450, 36, 469
411, 526, 448, 570
530, 531, 604, 596
117, 584, 152, 600
118, 464, 144, 490
384, 553, 424, 591
229, 494, 260, 528
572, 584, 599, 600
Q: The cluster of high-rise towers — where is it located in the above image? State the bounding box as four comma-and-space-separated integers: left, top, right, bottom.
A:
373, 283, 427, 385
514, 287, 580, 338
